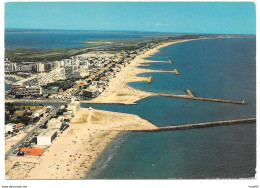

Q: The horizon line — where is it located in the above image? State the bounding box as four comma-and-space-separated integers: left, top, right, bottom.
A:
5, 28, 256, 36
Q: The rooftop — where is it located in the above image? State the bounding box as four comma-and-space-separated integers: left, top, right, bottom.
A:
20, 148, 45, 156
17, 123, 25, 128
38, 129, 57, 137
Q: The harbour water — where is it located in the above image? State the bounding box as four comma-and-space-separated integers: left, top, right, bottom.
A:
84, 37, 256, 179
5, 77, 18, 91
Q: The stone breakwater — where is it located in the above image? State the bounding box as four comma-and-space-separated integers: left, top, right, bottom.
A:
128, 118, 256, 132
155, 93, 247, 104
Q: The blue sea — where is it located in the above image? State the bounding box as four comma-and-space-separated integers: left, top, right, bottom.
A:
82, 37, 256, 179
4, 30, 170, 49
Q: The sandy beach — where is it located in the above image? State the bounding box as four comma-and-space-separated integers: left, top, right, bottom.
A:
84, 39, 192, 104
6, 39, 189, 179
19, 108, 157, 179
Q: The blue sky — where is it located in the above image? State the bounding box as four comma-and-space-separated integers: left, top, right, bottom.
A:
5, 2, 256, 34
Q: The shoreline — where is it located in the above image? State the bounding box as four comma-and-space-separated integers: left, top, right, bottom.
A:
6, 39, 195, 179
5, 37, 254, 179
19, 108, 157, 179
84, 39, 194, 105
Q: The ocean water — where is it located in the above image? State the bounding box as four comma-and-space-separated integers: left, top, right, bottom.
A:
83, 38, 256, 179
81, 96, 254, 127
5, 30, 164, 49
86, 124, 256, 179
131, 38, 256, 102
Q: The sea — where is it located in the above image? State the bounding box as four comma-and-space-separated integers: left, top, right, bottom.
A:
82, 37, 256, 179
4, 30, 172, 49
5, 31, 256, 179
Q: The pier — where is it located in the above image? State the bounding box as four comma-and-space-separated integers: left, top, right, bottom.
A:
173, 68, 180, 75
144, 60, 168, 63
130, 118, 256, 132
141, 64, 150, 67
155, 92, 247, 104
185, 89, 194, 97
147, 76, 153, 84
156, 68, 180, 74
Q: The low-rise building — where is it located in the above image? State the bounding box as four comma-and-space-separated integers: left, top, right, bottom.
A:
5, 123, 17, 134
37, 129, 57, 146
17, 123, 25, 129
58, 115, 69, 121
19, 148, 45, 156
67, 98, 80, 114
47, 118, 62, 130
10, 85, 42, 97
82, 88, 100, 99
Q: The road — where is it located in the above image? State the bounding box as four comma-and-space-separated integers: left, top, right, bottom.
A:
5, 107, 58, 159
5, 98, 68, 104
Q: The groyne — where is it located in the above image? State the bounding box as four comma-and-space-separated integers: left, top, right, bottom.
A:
173, 68, 180, 75
130, 118, 256, 132
147, 76, 153, 84
185, 89, 194, 97
156, 69, 180, 74
155, 93, 247, 104
141, 64, 150, 67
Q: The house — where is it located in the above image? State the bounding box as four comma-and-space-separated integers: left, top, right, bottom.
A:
58, 115, 68, 121
19, 148, 45, 156
63, 111, 73, 119
82, 88, 99, 99
50, 92, 72, 99
5, 123, 17, 134
32, 109, 45, 118
17, 123, 25, 129
37, 129, 57, 146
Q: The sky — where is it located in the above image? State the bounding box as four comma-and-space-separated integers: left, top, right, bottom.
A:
5, 2, 256, 34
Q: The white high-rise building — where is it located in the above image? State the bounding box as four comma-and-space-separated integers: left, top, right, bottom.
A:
36, 63, 45, 73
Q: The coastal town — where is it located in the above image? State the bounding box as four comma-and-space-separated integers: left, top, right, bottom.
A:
5, 39, 165, 101
5, 36, 183, 179
5, 33, 255, 179
5, 34, 255, 179
2, 1, 257, 185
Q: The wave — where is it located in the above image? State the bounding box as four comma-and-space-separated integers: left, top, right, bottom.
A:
85, 132, 131, 179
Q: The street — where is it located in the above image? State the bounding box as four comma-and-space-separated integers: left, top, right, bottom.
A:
5, 107, 58, 159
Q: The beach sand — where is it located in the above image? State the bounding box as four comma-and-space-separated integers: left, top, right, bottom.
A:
22, 108, 157, 179
6, 39, 189, 179
84, 39, 191, 104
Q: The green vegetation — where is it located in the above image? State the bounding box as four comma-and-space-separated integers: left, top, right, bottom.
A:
5, 36, 175, 62
42, 77, 79, 91
5, 35, 214, 62
56, 108, 67, 116
5, 46, 93, 62
5, 103, 41, 125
